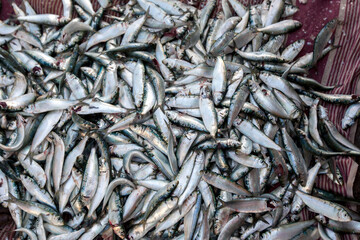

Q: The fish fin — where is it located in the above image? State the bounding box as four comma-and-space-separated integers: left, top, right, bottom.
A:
54, 190, 61, 203
46, 84, 58, 98
178, 207, 182, 215
249, 66, 260, 76
279, 147, 288, 152
329, 159, 342, 185
337, 20, 344, 25
140, 219, 146, 231
99, 128, 111, 138
314, 156, 328, 166
70, 191, 81, 204
5, 13, 17, 22
4, 192, 16, 203
203, 204, 211, 221
330, 44, 341, 49
218, 198, 226, 208
26, 151, 35, 165
144, 7, 150, 19
79, 41, 88, 53
281, 62, 296, 79
74, 99, 90, 108
256, 214, 269, 225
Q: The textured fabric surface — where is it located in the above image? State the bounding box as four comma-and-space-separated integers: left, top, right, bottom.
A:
0, 208, 15, 240
0, 0, 359, 239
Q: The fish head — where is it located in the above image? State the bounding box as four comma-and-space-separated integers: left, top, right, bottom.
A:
337, 209, 352, 222
43, 213, 64, 226
213, 92, 223, 105
341, 117, 353, 130
199, 85, 211, 99
32, 66, 44, 76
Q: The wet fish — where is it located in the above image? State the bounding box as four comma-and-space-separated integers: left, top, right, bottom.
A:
0, 1, 356, 240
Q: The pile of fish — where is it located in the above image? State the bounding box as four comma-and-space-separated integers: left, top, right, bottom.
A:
1, 0, 360, 239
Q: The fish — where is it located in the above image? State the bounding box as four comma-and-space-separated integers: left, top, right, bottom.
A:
0, 0, 357, 239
